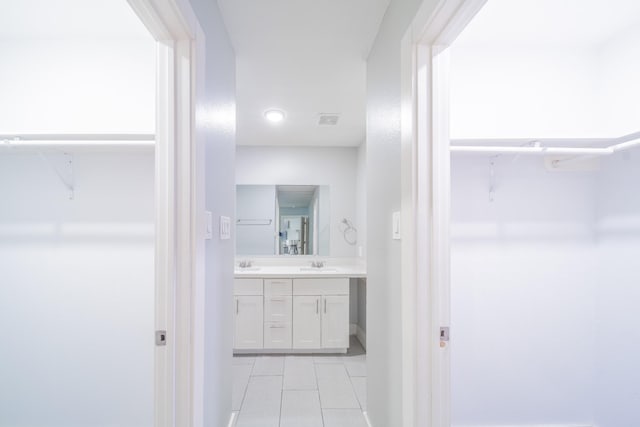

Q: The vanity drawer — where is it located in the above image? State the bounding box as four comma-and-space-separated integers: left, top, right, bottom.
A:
264, 278, 293, 296
293, 278, 349, 296
264, 322, 292, 349
264, 295, 292, 322
234, 278, 263, 296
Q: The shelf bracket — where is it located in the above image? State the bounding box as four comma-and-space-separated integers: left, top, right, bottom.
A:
37, 151, 75, 200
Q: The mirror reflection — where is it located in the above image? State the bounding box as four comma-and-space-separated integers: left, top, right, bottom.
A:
236, 185, 330, 256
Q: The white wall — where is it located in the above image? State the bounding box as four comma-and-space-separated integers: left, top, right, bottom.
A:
594, 150, 640, 427
0, 152, 155, 427
450, 45, 603, 139
450, 156, 598, 426
450, 23, 640, 141
185, 0, 237, 425
236, 146, 359, 258
0, 19, 156, 426
0, 38, 155, 134
448, 16, 640, 426
355, 142, 367, 258
598, 25, 640, 136
365, 0, 437, 424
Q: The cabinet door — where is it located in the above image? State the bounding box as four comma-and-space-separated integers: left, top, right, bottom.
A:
292, 296, 321, 348
321, 295, 349, 349
234, 296, 263, 349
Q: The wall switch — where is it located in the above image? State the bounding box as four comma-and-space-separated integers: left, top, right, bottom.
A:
220, 216, 231, 240
392, 211, 401, 240
204, 211, 213, 240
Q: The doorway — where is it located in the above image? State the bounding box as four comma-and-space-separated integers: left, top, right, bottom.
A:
0, 1, 202, 426
407, 0, 640, 426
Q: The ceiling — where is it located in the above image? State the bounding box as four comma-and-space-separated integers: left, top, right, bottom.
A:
455, 0, 640, 48
218, 0, 390, 147
0, 0, 151, 40
278, 186, 317, 209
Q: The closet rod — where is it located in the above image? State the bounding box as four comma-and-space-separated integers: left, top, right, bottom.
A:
1, 133, 155, 147
449, 146, 612, 155
450, 131, 640, 157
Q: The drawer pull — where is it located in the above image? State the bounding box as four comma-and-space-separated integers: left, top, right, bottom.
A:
270, 298, 285, 302
324, 299, 327, 314
236, 299, 239, 315
316, 299, 319, 314
270, 325, 286, 329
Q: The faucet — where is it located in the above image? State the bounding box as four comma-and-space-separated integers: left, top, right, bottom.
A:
238, 260, 253, 268
310, 260, 326, 268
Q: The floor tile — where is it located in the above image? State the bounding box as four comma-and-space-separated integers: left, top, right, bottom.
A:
322, 409, 368, 427
283, 356, 317, 390
315, 364, 360, 409
232, 364, 252, 411
251, 356, 284, 376
233, 356, 256, 365
313, 355, 345, 364
280, 390, 323, 427
350, 377, 367, 410
344, 358, 366, 377
235, 376, 282, 427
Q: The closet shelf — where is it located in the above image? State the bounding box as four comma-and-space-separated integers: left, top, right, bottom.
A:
450, 130, 640, 161
0, 133, 155, 148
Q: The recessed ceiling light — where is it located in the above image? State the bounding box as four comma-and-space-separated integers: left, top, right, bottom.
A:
264, 109, 285, 123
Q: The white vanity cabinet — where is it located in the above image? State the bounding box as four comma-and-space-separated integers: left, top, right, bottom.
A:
292, 278, 350, 349
233, 276, 350, 352
233, 279, 264, 349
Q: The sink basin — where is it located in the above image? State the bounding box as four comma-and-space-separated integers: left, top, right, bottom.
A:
236, 267, 261, 272
299, 267, 338, 272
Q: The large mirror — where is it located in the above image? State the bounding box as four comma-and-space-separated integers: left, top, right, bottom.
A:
236, 185, 330, 256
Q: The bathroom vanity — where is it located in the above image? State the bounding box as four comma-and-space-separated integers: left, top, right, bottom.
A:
233, 264, 366, 353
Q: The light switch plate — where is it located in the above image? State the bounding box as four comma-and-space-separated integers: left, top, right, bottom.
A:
204, 211, 213, 240
392, 211, 401, 240
220, 216, 231, 240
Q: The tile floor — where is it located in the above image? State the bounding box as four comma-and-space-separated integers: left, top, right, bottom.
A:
232, 337, 367, 427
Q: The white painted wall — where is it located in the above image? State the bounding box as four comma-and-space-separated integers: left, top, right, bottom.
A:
594, 150, 640, 427
450, 45, 603, 139
449, 20, 640, 426
236, 146, 359, 257
185, 0, 237, 426
355, 142, 367, 259
0, 152, 155, 427
450, 156, 598, 426
598, 25, 640, 136
365, 0, 438, 424
0, 18, 156, 426
0, 38, 155, 134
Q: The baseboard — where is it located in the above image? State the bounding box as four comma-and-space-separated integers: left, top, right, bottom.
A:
356, 325, 366, 350
227, 412, 237, 427
350, 323, 357, 335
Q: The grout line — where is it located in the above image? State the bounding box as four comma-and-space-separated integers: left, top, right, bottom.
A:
278, 387, 283, 427
314, 362, 326, 427
363, 411, 373, 427
234, 358, 255, 412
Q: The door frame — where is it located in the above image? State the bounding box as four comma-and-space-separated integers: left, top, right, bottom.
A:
126, 1, 206, 426
400, 1, 487, 426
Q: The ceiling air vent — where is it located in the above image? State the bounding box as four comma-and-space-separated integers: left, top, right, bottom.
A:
318, 113, 340, 126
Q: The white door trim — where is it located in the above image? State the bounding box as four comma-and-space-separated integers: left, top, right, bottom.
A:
127, 1, 205, 427
400, 1, 487, 426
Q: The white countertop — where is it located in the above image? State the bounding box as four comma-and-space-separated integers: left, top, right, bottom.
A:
234, 258, 366, 279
